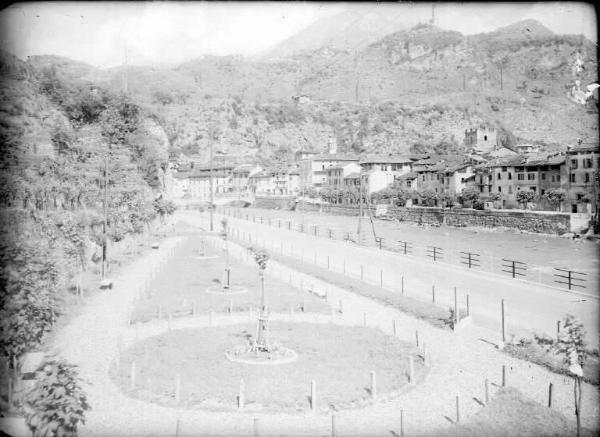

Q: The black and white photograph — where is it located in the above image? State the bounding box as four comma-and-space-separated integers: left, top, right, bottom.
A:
0, 1, 598, 436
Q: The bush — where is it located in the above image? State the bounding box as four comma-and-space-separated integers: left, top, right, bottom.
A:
24, 358, 90, 437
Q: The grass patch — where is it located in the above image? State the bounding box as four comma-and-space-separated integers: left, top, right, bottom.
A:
131, 233, 330, 323
504, 334, 600, 386
111, 322, 426, 413
443, 387, 595, 437
232, 236, 465, 330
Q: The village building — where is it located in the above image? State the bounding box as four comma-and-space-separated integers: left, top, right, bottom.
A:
326, 162, 362, 188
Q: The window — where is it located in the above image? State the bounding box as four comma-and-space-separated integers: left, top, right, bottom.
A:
518, 174, 525, 181
541, 173, 546, 180
531, 187, 536, 193
498, 186, 502, 192
508, 186, 513, 194
508, 173, 512, 180
484, 135, 488, 141
585, 173, 590, 183
557, 175, 561, 182
497, 173, 501, 180
570, 174, 576, 183
541, 189, 546, 195
502, 166, 507, 172
571, 159, 578, 169
583, 158, 592, 169
527, 173, 535, 180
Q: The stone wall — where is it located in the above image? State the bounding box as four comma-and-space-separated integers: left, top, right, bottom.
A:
293, 202, 571, 234
254, 195, 296, 210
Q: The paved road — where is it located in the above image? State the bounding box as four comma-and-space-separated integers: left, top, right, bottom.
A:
207, 210, 600, 349
231, 206, 599, 294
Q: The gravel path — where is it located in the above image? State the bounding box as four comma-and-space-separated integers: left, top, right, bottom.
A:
48, 212, 599, 436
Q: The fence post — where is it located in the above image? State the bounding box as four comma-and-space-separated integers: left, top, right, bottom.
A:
339, 299, 343, 314
502, 365, 506, 387
343, 260, 346, 274
408, 356, 415, 383
393, 319, 397, 336
380, 270, 383, 288
400, 409, 404, 437
311, 380, 317, 412
415, 330, 419, 348
130, 361, 136, 389
175, 373, 181, 402
370, 370, 377, 400
501, 299, 506, 346
361, 265, 364, 280
363, 312, 367, 327
548, 382, 553, 408
466, 294, 470, 317
238, 378, 245, 409
331, 413, 337, 437
175, 418, 181, 437
557, 320, 561, 341
432, 285, 435, 303
455, 395, 460, 423
454, 287, 458, 326
327, 256, 330, 270
485, 378, 489, 404
401, 276, 404, 295
253, 418, 260, 437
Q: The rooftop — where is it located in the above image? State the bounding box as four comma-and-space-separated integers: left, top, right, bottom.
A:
359, 154, 413, 165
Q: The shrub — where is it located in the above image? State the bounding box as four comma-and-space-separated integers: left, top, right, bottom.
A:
24, 358, 90, 437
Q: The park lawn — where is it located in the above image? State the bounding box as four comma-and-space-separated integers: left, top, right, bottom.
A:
131, 233, 330, 323
111, 322, 426, 413
443, 387, 595, 437
232, 236, 465, 330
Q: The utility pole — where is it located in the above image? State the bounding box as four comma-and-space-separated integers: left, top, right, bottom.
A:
102, 152, 108, 280
209, 123, 214, 232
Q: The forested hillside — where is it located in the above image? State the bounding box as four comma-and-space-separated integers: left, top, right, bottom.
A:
0, 49, 174, 364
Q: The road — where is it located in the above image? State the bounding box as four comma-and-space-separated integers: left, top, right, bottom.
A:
209, 209, 600, 348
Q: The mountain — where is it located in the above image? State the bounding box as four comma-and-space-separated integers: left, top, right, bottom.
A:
262, 5, 428, 60
10, 19, 598, 165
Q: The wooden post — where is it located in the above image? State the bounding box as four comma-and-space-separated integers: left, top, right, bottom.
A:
408, 356, 414, 383
175, 419, 180, 437
130, 361, 136, 389
339, 299, 343, 314
229, 300, 233, 314
422, 343, 427, 365
432, 284, 435, 303
415, 330, 419, 348
175, 373, 181, 402
466, 294, 470, 317
253, 418, 260, 437
302, 297, 305, 312
393, 319, 397, 336
454, 287, 458, 326
380, 270, 383, 288
311, 380, 317, 412
239, 378, 245, 409
456, 395, 460, 423
343, 260, 346, 274
331, 413, 337, 437
557, 320, 561, 340
400, 409, 404, 437
548, 382, 553, 408
370, 370, 377, 400
360, 265, 364, 280
501, 299, 506, 343
327, 256, 330, 270
485, 378, 489, 404
401, 276, 404, 295
502, 365, 506, 387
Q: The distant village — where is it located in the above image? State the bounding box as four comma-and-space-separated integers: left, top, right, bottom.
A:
168, 125, 599, 215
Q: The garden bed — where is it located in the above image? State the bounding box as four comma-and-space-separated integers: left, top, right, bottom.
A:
130, 234, 330, 323
110, 322, 426, 413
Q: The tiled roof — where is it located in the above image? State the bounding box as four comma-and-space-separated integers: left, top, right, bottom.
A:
311, 154, 359, 161
344, 172, 361, 179
359, 154, 413, 164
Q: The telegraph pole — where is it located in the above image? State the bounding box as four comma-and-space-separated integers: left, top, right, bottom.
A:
102, 153, 108, 279
209, 123, 214, 231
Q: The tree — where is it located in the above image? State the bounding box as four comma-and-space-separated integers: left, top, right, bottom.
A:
554, 315, 587, 437
24, 358, 90, 437
543, 188, 567, 211
438, 192, 455, 208
460, 187, 480, 208
418, 189, 439, 207
516, 190, 536, 209
152, 89, 173, 106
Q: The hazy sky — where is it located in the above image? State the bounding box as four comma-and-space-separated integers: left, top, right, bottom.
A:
0, 2, 596, 68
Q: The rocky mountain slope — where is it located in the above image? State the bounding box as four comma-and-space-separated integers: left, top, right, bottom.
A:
23, 19, 599, 164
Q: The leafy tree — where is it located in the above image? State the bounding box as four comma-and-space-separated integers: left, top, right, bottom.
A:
543, 188, 566, 211
460, 187, 480, 207
153, 197, 176, 223
554, 315, 587, 437
516, 190, 536, 209
438, 192, 455, 208
152, 89, 173, 106
418, 189, 438, 207
24, 358, 90, 437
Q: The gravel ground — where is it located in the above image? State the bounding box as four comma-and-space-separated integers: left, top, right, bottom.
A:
47, 212, 599, 437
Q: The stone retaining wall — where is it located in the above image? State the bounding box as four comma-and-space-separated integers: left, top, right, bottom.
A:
254, 195, 295, 210
291, 202, 572, 234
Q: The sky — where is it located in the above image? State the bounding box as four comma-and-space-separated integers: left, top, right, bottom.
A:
0, 2, 596, 68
